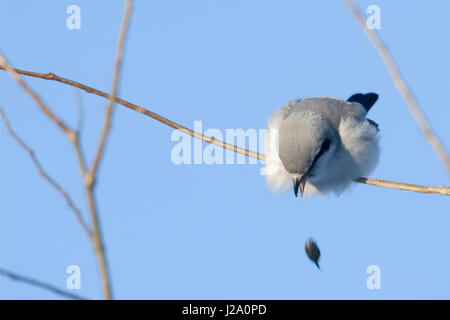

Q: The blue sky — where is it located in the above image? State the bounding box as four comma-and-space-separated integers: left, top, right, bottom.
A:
1, 0, 449, 299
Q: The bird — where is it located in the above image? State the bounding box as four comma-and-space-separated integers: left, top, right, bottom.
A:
305, 239, 321, 269
264, 93, 380, 197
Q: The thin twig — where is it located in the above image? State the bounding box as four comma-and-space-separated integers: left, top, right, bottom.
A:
0, 66, 448, 195
90, 1, 131, 178
82, 0, 133, 300
0, 46, 102, 299
0, 1, 133, 301
74, 89, 84, 135
343, 0, 450, 173
0, 55, 72, 136
356, 178, 450, 195
0, 67, 262, 161
72, 89, 89, 177
0, 107, 93, 236
0, 267, 87, 300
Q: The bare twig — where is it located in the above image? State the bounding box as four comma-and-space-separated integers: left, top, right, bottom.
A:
0, 67, 262, 161
356, 178, 450, 195
80, 0, 133, 301
0, 1, 133, 301
74, 89, 84, 134
343, 0, 450, 173
1, 0, 133, 299
0, 52, 94, 240
91, 2, 131, 178
0, 267, 87, 300
0, 66, 448, 195
0, 55, 72, 136
0, 107, 93, 236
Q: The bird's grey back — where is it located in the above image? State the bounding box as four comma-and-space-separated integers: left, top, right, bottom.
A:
278, 97, 367, 130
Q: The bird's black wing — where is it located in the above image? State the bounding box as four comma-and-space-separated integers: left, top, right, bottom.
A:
367, 118, 379, 131
347, 92, 379, 112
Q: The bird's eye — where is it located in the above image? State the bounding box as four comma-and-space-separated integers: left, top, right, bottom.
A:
310, 139, 331, 171
316, 139, 331, 160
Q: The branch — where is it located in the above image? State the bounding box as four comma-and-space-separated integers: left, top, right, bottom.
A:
0, 66, 448, 196
0, 67, 263, 161
74, 88, 84, 135
91, 1, 131, 178
80, 0, 133, 301
0, 267, 87, 300
0, 107, 93, 237
356, 178, 450, 195
343, 0, 450, 174
0, 0, 134, 301
1, 0, 134, 299
0, 55, 72, 136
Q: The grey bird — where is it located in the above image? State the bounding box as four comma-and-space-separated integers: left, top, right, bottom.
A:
264, 93, 380, 197
305, 239, 321, 269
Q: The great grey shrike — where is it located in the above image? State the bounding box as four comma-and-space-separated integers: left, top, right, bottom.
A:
264, 93, 380, 197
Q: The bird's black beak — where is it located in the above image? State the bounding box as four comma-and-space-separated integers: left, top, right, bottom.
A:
293, 175, 307, 197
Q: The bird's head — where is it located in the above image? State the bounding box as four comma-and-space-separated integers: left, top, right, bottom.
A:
278, 111, 338, 197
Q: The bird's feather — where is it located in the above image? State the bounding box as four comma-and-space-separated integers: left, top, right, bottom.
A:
347, 92, 379, 112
